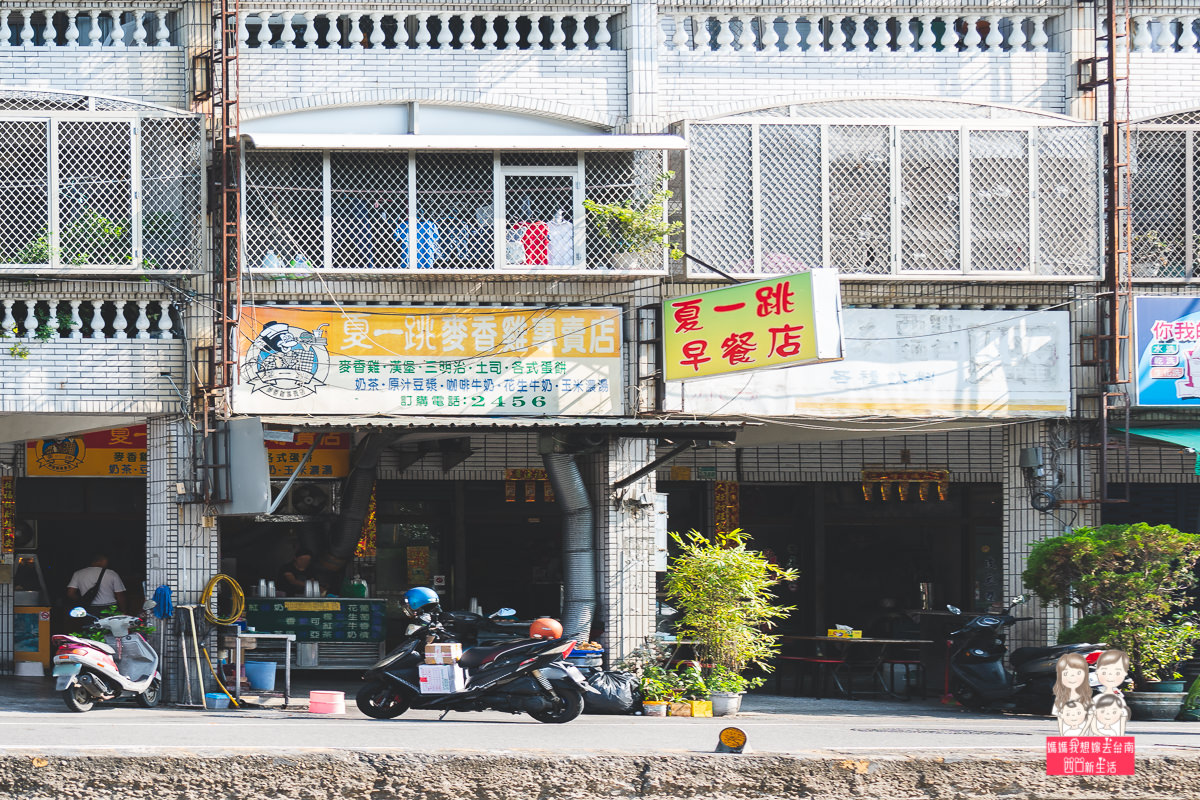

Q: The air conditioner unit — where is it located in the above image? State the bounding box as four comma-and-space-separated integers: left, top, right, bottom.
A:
270, 481, 339, 516
14, 520, 36, 551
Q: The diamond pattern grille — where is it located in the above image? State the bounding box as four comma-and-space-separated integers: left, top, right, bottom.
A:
331, 151, 408, 270
141, 118, 202, 271
58, 120, 133, 267
969, 130, 1029, 272
688, 124, 753, 273
1130, 129, 1188, 279
1038, 127, 1100, 276
0, 121, 48, 265
900, 129, 959, 272
759, 124, 820, 273
415, 152, 494, 270
245, 151, 323, 274
584, 150, 666, 272
503, 174, 575, 268
829, 125, 891, 275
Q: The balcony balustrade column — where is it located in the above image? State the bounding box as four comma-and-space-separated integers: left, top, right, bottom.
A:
549, 14, 565, 50
347, 12, 362, 50
1132, 16, 1152, 52
714, 15, 732, 52
89, 300, 105, 338
135, 301, 151, 340
983, 16, 1002, 50
278, 11, 296, 48
112, 301, 128, 339
1030, 15, 1048, 52
759, 15, 777, 52
595, 13, 611, 50
1, 301, 15, 339
237, 11, 249, 47
1156, 16, 1177, 52
669, 15, 686, 50
918, 15, 936, 50
87, 9, 100, 46
0, 13, 10, 48
110, 10, 125, 47
21, 300, 37, 340
368, 13, 384, 48
527, 14, 542, 48
963, 16, 981, 52
941, 15, 959, 50
502, 14, 519, 49
41, 9, 55, 47
1180, 16, 1198, 53
155, 9, 170, 46
157, 303, 174, 340
132, 10, 147, 46
64, 11, 78, 47
572, 14, 589, 49
1008, 16, 1027, 51
872, 16, 890, 51
828, 15, 846, 51
302, 11, 317, 47
896, 16, 915, 52
737, 16, 756, 51
805, 16, 824, 51
68, 300, 83, 339
693, 16, 710, 50
779, 16, 799, 53
20, 10, 34, 47
850, 15, 868, 52
480, 13, 498, 50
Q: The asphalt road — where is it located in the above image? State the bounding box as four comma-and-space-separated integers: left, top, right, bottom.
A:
2, 677, 1196, 755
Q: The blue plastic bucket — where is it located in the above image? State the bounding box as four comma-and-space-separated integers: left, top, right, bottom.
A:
205, 692, 230, 710
245, 661, 277, 691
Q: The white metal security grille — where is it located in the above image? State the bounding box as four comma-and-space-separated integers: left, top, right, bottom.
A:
0, 90, 202, 273
684, 120, 1101, 278
244, 150, 665, 274
1129, 123, 1197, 279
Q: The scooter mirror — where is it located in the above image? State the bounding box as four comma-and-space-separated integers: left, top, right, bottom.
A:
143, 600, 157, 610
69, 607, 88, 618
946, 604, 962, 615
1015, 594, 1028, 604
490, 608, 517, 618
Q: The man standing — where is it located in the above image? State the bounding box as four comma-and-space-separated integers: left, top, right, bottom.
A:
66, 552, 128, 616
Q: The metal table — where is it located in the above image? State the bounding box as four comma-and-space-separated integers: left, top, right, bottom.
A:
782, 636, 933, 699
233, 632, 296, 707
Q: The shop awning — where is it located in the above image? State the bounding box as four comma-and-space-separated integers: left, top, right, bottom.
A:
254, 415, 741, 439
1116, 427, 1200, 475
241, 133, 688, 151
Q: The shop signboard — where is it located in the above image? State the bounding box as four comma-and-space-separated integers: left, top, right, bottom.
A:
1133, 296, 1200, 407
233, 305, 623, 416
662, 270, 843, 381
664, 308, 1070, 418
244, 598, 386, 642
26, 425, 351, 478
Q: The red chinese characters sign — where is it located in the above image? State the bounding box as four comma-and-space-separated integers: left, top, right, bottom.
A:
662, 270, 843, 381
1046, 737, 1134, 775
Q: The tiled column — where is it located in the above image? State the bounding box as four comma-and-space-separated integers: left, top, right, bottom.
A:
584, 437, 658, 663
624, 0, 660, 133
147, 416, 217, 703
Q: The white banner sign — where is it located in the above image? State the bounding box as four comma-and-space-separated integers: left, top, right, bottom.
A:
665, 308, 1069, 418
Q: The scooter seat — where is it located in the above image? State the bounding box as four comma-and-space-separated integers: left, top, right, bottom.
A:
56, 634, 115, 655
1010, 644, 1096, 667
458, 640, 544, 670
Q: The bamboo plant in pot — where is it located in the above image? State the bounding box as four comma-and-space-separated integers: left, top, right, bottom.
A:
664, 528, 798, 717
582, 171, 684, 271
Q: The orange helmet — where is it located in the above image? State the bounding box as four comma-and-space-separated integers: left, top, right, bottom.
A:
529, 617, 563, 639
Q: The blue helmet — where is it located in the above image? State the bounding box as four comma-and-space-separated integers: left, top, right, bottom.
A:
403, 586, 440, 617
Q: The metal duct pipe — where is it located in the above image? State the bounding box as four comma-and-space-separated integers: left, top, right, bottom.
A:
542, 452, 595, 641
323, 432, 389, 570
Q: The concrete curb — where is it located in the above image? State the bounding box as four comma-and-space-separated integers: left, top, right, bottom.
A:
0, 749, 1197, 799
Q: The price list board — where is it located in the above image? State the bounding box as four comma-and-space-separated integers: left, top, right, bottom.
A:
245, 598, 386, 642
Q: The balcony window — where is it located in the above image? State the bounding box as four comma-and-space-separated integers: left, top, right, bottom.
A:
1129, 122, 1200, 279
683, 120, 1101, 278
0, 102, 203, 273
243, 149, 665, 274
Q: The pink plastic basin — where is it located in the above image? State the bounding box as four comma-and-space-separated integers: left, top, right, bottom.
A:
309, 690, 346, 715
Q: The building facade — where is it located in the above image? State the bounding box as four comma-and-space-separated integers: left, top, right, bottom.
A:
1, 1, 1200, 689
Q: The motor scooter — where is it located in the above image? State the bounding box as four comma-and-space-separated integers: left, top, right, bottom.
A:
356, 608, 595, 723
946, 594, 1103, 713
51, 605, 161, 713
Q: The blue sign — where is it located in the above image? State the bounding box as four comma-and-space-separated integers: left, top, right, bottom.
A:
1134, 296, 1200, 407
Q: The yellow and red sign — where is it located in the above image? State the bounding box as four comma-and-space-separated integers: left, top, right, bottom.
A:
233, 305, 623, 416
27, 426, 351, 479
662, 271, 843, 381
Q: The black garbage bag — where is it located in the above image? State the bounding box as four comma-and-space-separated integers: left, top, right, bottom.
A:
582, 670, 639, 715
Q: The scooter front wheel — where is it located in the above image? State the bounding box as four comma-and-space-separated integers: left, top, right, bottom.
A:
136, 678, 161, 708
356, 681, 411, 719
63, 685, 95, 713
528, 687, 584, 724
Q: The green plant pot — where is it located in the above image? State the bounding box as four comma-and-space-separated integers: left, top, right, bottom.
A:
1141, 681, 1186, 693
1126, 691, 1187, 721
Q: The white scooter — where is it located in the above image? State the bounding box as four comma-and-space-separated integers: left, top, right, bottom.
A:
51, 605, 161, 712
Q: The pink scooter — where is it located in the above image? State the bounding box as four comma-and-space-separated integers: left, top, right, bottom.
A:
51, 605, 161, 712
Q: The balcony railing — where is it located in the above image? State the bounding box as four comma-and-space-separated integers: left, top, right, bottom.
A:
0, 297, 178, 339
0, 6, 180, 47
239, 8, 622, 51
659, 12, 1060, 54
1131, 14, 1200, 53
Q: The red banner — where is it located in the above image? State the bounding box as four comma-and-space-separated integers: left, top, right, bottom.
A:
1046, 737, 1134, 775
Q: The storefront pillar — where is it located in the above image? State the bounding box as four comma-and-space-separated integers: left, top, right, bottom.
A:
1003, 421, 1098, 651
584, 437, 657, 664
146, 416, 217, 702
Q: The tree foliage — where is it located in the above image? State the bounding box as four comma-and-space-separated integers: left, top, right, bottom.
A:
664, 528, 797, 674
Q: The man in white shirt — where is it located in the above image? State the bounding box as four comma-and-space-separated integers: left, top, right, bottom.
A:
66, 552, 128, 615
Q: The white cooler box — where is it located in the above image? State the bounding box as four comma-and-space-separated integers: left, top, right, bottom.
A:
418, 664, 466, 694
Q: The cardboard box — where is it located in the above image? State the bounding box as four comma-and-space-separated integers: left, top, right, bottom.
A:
418, 663, 466, 694
424, 642, 463, 665
827, 629, 863, 638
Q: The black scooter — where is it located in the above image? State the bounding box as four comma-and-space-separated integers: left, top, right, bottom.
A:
441, 607, 531, 645
946, 594, 1103, 713
356, 609, 594, 724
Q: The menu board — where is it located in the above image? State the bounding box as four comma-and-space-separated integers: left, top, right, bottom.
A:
244, 598, 386, 642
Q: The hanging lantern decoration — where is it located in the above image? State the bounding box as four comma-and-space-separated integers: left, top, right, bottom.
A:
861, 469, 951, 502
0, 476, 13, 555
354, 482, 377, 559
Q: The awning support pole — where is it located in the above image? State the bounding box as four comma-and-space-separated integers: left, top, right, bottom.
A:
267, 433, 324, 514
612, 441, 700, 491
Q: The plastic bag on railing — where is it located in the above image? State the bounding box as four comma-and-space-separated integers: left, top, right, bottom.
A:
583, 670, 639, 715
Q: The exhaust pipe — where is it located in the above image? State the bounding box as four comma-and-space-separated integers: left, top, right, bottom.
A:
541, 452, 595, 641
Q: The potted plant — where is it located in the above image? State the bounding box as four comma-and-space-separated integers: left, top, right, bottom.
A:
639, 664, 680, 717
706, 665, 763, 717
1130, 230, 1173, 278
664, 528, 798, 716
677, 664, 712, 718
1023, 522, 1200, 720
1180, 675, 1200, 722
582, 171, 684, 271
